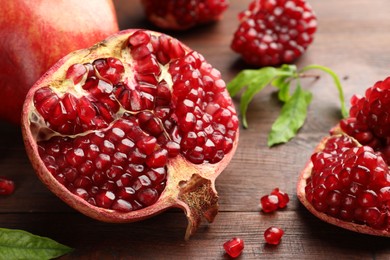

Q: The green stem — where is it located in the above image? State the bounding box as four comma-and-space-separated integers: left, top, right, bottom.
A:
300, 64, 348, 118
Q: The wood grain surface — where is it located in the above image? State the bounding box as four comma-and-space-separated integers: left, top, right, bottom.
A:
1, 0, 390, 259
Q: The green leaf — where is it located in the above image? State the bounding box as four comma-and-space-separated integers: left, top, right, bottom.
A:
228, 63, 347, 145
228, 66, 294, 128
267, 85, 313, 146
300, 64, 348, 118
238, 67, 279, 128
271, 65, 298, 103
272, 76, 292, 102
227, 69, 260, 97
0, 228, 73, 260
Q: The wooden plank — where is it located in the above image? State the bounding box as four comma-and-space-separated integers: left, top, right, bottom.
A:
1, 211, 388, 259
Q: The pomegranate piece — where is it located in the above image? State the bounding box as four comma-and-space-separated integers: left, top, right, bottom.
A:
0, 0, 118, 124
0, 177, 15, 195
264, 227, 284, 245
223, 237, 244, 258
298, 77, 390, 237
260, 188, 290, 212
231, 0, 317, 66
140, 0, 229, 30
22, 29, 239, 239
339, 77, 390, 164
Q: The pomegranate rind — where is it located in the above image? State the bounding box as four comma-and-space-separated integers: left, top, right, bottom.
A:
0, 0, 118, 124
21, 29, 239, 239
297, 134, 390, 237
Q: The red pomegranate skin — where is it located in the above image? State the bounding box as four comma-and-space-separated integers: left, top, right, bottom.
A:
0, 0, 119, 124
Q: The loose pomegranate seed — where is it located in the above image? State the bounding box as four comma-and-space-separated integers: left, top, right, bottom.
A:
260, 194, 279, 213
0, 176, 15, 195
264, 227, 284, 245
223, 237, 244, 258
260, 188, 290, 212
271, 188, 290, 208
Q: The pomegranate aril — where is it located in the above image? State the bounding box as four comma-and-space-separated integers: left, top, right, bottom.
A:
78, 97, 96, 123
66, 148, 85, 166
128, 30, 151, 47
78, 160, 95, 176
95, 190, 116, 208
164, 141, 180, 157
66, 63, 87, 84
74, 176, 93, 190
145, 117, 164, 136
63, 168, 77, 182
264, 227, 284, 245
146, 167, 166, 183
62, 93, 78, 120
223, 237, 244, 258
137, 187, 159, 206
260, 194, 279, 213
73, 188, 89, 200
94, 153, 111, 171
34, 89, 59, 119
117, 186, 136, 200
146, 149, 168, 168
0, 176, 15, 195
112, 199, 133, 212
94, 58, 124, 84
271, 188, 290, 209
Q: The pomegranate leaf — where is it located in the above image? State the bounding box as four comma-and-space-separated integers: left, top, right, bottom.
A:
0, 228, 73, 259
301, 64, 348, 118
227, 66, 294, 128
268, 85, 312, 146
228, 63, 347, 146
228, 69, 267, 97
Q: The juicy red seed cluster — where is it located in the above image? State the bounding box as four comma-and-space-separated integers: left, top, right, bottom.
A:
260, 188, 290, 213
231, 0, 317, 66
264, 227, 284, 245
168, 52, 238, 164
141, 0, 229, 30
0, 176, 15, 195
306, 135, 390, 230
340, 77, 390, 164
38, 116, 171, 212
34, 58, 123, 135
32, 30, 239, 212
223, 237, 244, 258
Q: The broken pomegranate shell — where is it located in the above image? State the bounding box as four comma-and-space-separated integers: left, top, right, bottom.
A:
21, 29, 239, 239
298, 77, 390, 236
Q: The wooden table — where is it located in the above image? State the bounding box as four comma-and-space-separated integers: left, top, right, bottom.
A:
2, 0, 390, 259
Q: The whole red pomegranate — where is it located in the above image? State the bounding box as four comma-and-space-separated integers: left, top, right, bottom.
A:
0, 0, 119, 124
22, 29, 239, 239
298, 77, 390, 236
140, 0, 229, 30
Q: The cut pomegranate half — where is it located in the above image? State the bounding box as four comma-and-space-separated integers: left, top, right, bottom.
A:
298, 77, 390, 236
22, 29, 239, 239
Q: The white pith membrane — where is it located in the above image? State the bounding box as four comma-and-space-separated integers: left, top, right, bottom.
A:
22, 29, 239, 239
298, 131, 390, 236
